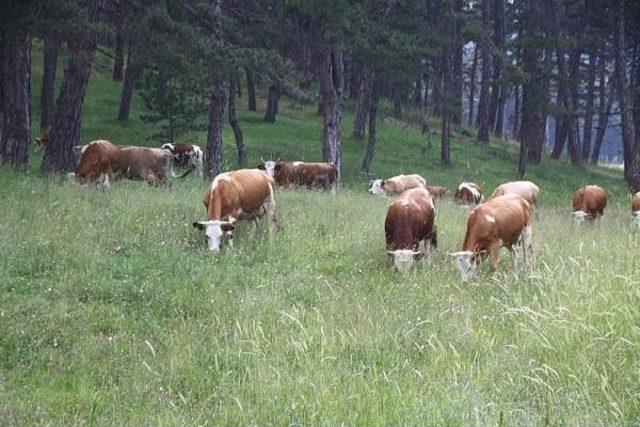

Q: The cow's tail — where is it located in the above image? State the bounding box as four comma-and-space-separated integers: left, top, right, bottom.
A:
266, 182, 279, 233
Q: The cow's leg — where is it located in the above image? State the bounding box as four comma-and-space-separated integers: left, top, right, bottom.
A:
489, 244, 500, 270
508, 245, 519, 274
264, 183, 278, 233
98, 173, 111, 190
424, 239, 432, 261
251, 218, 259, 232
521, 225, 533, 267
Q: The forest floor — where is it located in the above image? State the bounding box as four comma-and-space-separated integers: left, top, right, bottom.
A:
1, 45, 639, 424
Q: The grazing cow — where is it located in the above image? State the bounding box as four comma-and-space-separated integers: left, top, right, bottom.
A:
385, 188, 437, 272
426, 185, 446, 199
489, 180, 540, 207
454, 182, 483, 205
73, 140, 175, 188
193, 169, 278, 252
632, 191, 640, 224
572, 185, 607, 224
451, 194, 532, 282
369, 174, 426, 197
259, 160, 338, 193
161, 143, 203, 177
35, 128, 50, 150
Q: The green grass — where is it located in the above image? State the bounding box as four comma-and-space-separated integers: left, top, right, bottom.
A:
1, 43, 639, 424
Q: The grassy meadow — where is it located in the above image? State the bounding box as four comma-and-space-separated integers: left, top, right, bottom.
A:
1, 44, 639, 424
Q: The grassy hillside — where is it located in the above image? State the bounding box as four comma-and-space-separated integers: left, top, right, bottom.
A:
1, 44, 639, 424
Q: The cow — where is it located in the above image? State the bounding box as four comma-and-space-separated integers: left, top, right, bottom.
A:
161, 143, 203, 177
369, 174, 426, 197
633, 191, 640, 224
426, 185, 446, 200
73, 140, 176, 188
454, 182, 483, 206
385, 187, 437, 272
451, 194, 532, 282
35, 128, 50, 150
489, 180, 540, 207
572, 185, 607, 224
258, 160, 338, 193
193, 169, 278, 253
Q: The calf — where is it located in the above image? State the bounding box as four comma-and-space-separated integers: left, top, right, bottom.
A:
369, 174, 426, 197
193, 169, 278, 253
385, 188, 437, 272
259, 160, 338, 193
161, 143, 203, 177
454, 182, 483, 205
489, 180, 540, 207
426, 185, 446, 199
73, 140, 174, 188
572, 185, 607, 224
451, 194, 532, 282
633, 191, 640, 224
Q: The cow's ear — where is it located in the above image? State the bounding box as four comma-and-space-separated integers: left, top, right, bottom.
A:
380, 180, 385, 187
193, 222, 205, 230
274, 163, 282, 171
73, 145, 84, 154
257, 163, 265, 170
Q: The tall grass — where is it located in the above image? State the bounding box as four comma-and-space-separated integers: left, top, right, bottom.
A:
0, 43, 638, 424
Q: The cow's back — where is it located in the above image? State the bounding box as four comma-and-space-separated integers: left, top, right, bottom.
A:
463, 195, 530, 251
76, 140, 120, 179
385, 188, 435, 250
573, 185, 607, 214
490, 181, 539, 206
206, 169, 274, 219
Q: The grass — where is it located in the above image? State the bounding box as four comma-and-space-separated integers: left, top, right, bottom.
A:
1, 42, 639, 424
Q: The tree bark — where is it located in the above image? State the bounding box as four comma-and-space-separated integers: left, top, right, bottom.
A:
0, 30, 31, 170
614, 1, 640, 188
117, 39, 143, 122
468, 46, 478, 126
441, 5, 454, 166
352, 63, 372, 140
245, 67, 256, 111
566, 48, 582, 165
204, 74, 226, 178
476, 0, 492, 144
263, 80, 279, 123
228, 74, 245, 167
581, 48, 597, 163
452, 0, 464, 124
112, 17, 125, 81
42, 0, 100, 173
361, 79, 380, 174
319, 51, 343, 181
488, 0, 504, 134
40, 31, 59, 131
591, 59, 614, 164
551, 116, 567, 159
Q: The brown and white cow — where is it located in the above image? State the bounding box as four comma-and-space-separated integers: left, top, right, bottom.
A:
632, 191, 640, 224
193, 169, 278, 253
489, 180, 540, 207
385, 187, 437, 272
161, 143, 203, 177
451, 194, 532, 281
73, 140, 175, 188
454, 182, 483, 206
369, 174, 426, 197
259, 160, 338, 193
426, 185, 446, 199
35, 128, 50, 150
572, 185, 607, 224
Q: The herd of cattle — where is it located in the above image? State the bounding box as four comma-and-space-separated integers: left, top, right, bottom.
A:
40, 136, 640, 280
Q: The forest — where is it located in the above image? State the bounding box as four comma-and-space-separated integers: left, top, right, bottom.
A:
1, 0, 640, 424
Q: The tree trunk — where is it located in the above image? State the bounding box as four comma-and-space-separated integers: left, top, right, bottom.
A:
581, 48, 597, 163
495, 85, 506, 137
441, 6, 454, 166
117, 40, 143, 122
263, 80, 279, 123
319, 51, 343, 181
591, 59, 614, 164
614, 2, 640, 188
452, 0, 464, 124
566, 48, 582, 165
352, 64, 372, 140
42, 0, 100, 173
361, 79, 380, 174
512, 83, 520, 139
204, 74, 226, 178
245, 67, 256, 111
551, 116, 567, 159
228, 75, 245, 167
40, 31, 59, 131
112, 18, 125, 81
468, 46, 478, 126
431, 57, 443, 116
476, 0, 492, 144
488, 0, 504, 134
0, 30, 31, 170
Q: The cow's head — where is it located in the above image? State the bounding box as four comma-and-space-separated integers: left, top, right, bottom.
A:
193, 217, 236, 252
369, 179, 386, 196
161, 143, 175, 152
451, 250, 479, 282
387, 249, 422, 272
572, 210, 589, 225
258, 158, 277, 177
